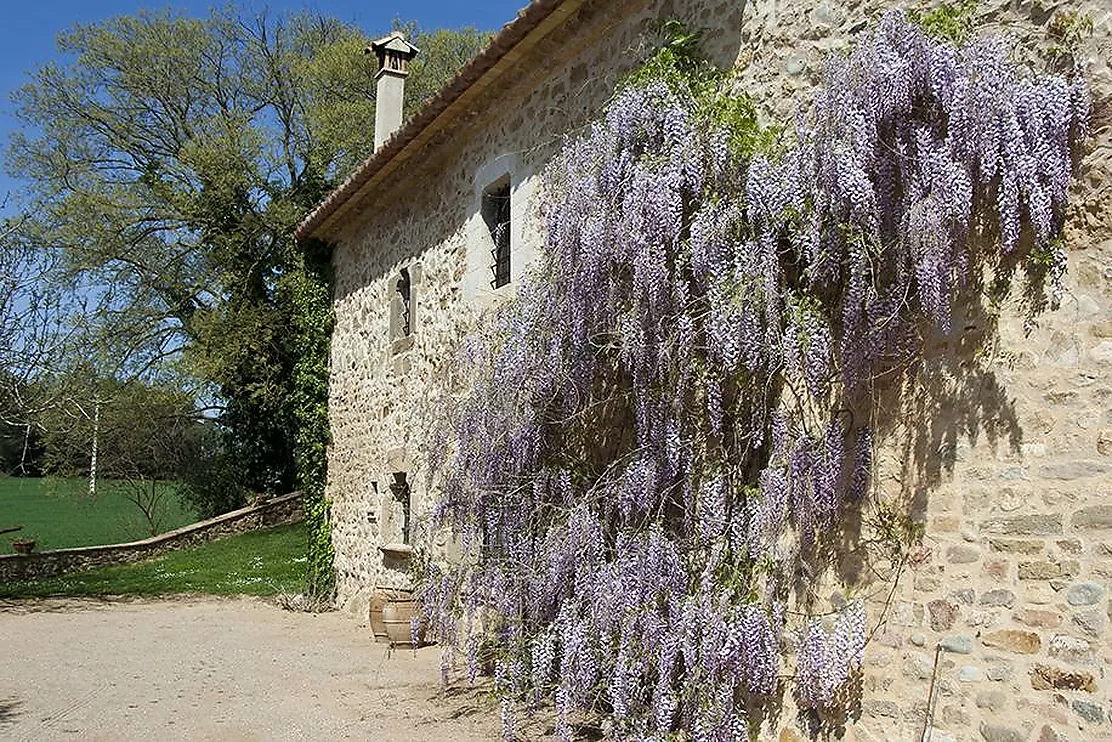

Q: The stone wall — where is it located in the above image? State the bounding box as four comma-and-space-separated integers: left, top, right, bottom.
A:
325, 0, 747, 616
323, 0, 1112, 739
0, 492, 304, 582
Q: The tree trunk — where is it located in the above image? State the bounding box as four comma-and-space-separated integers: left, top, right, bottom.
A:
19, 423, 31, 476
89, 401, 99, 497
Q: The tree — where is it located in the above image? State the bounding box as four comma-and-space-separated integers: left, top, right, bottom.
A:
0, 388, 44, 476
39, 378, 203, 536
0, 207, 82, 476
7, 10, 488, 504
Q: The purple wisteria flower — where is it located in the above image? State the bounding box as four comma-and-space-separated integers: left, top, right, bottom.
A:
419, 10, 1088, 739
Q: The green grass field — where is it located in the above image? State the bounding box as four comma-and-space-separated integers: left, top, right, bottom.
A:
0, 477, 197, 552
0, 522, 307, 598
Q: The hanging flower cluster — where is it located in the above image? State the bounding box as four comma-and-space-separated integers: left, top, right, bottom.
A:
420, 11, 1088, 740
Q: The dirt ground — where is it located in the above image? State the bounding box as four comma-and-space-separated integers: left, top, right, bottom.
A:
0, 596, 510, 741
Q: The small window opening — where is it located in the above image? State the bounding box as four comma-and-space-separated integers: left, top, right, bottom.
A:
483, 178, 511, 289
396, 267, 412, 337
390, 472, 411, 545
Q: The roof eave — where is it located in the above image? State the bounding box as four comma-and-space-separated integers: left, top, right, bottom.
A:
294, 0, 575, 243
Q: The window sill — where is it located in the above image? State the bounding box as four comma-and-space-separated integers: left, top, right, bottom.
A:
378, 543, 413, 560
391, 335, 414, 355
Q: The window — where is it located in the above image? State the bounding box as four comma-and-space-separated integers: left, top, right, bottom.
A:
395, 267, 412, 336
390, 265, 416, 349
389, 472, 411, 545
483, 177, 511, 289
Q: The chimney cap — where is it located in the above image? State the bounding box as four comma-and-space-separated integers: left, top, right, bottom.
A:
368, 33, 420, 68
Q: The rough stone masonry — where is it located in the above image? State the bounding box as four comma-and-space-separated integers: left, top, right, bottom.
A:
310, 0, 1112, 739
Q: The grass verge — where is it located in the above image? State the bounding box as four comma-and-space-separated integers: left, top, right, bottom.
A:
0, 477, 196, 551
0, 523, 307, 599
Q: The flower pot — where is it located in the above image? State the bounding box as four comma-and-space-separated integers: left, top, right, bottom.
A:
369, 588, 411, 643
382, 598, 427, 648
11, 539, 35, 555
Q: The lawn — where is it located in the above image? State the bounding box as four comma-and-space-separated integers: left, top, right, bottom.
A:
0, 477, 197, 551
0, 522, 308, 598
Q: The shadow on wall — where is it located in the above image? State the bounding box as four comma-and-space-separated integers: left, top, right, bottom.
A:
794, 283, 1026, 739
831, 284, 1024, 570
0, 697, 22, 727
881, 285, 1023, 520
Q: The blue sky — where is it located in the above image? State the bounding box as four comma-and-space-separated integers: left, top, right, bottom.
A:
0, 0, 526, 215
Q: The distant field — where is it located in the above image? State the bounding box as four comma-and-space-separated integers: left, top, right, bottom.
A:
0, 477, 197, 552
0, 522, 307, 598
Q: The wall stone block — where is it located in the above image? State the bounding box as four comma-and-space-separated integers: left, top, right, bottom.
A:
1047, 634, 1096, 665
957, 666, 983, 683
1017, 697, 1073, 726
1072, 505, 1112, 529
988, 538, 1045, 554
915, 574, 942, 592
1071, 608, 1108, 637
983, 558, 1009, 580
941, 635, 973, 655
981, 515, 1063, 536
861, 699, 899, 719
1036, 724, 1071, 742
1018, 561, 1064, 580
982, 630, 1041, 654
903, 652, 934, 680
1056, 539, 1083, 555
891, 600, 923, 627
1071, 700, 1106, 724
952, 588, 975, 605
947, 544, 981, 564
979, 589, 1016, 608
1066, 582, 1106, 606
978, 722, 1026, 742
934, 515, 961, 532
1038, 460, 1112, 480
923, 729, 957, 742
1029, 664, 1096, 692
1015, 608, 1064, 629
929, 599, 958, 631
984, 659, 1012, 682
975, 690, 1006, 712
873, 630, 902, 649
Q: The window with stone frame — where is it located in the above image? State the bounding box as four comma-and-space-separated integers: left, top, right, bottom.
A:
483, 176, 511, 289
390, 266, 416, 350
389, 472, 411, 545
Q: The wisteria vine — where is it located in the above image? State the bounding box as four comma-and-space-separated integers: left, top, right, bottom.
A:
419, 12, 1089, 740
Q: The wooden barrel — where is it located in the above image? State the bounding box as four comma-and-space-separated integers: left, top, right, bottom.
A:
382, 598, 426, 647
369, 588, 410, 643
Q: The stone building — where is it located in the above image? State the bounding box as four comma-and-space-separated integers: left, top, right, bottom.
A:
296, 0, 1112, 739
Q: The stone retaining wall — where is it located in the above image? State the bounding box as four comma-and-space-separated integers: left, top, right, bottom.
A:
0, 491, 304, 582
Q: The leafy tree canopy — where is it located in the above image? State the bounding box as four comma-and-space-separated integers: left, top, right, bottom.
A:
5, 8, 489, 499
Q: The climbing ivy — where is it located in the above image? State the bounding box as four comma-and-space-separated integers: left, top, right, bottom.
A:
285, 238, 336, 603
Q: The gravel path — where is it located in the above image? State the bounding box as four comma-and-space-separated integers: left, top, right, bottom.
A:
0, 596, 506, 741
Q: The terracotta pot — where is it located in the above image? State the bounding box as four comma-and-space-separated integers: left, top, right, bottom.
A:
382, 598, 427, 647
11, 539, 35, 555
369, 588, 411, 643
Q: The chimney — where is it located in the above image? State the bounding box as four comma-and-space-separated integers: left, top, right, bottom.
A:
367, 34, 420, 151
